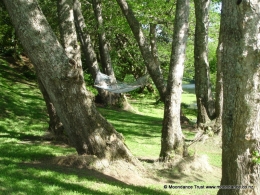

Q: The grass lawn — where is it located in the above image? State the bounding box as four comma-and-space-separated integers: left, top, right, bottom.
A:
0, 57, 221, 195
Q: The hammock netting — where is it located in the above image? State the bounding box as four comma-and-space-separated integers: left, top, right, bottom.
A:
94, 71, 149, 93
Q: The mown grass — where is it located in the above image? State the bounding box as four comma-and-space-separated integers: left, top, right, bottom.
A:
0, 57, 221, 195
0, 58, 174, 195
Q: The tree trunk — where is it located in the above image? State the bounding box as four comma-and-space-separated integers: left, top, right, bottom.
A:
218, 0, 260, 194
3, 0, 137, 164
73, 0, 121, 106
41, 0, 81, 142
194, 0, 215, 126
92, 0, 123, 106
57, 0, 81, 65
38, 0, 81, 142
149, 23, 160, 67
37, 78, 65, 141
73, 0, 99, 78
92, 0, 113, 78
214, 32, 223, 133
160, 0, 189, 161
116, 0, 166, 101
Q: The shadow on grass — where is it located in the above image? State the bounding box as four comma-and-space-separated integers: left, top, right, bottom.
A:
98, 107, 163, 138
0, 125, 44, 141
0, 141, 170, 195
0, 60, 47, 140
0, 59, 37, 86
0, 57, 171, 194
0, 57, 202, 194
0, 80, 44, 120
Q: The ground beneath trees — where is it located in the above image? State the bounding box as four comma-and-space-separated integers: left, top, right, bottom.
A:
22, 135, 221, 187
1, 55, 222, 194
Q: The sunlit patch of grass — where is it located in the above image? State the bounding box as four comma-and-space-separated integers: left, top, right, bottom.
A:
98, 107, 162, 157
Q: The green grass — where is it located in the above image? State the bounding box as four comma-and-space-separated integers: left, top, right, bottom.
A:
98, 106, 162, 157
0, 57, 221, 195
0, 58, 168, 195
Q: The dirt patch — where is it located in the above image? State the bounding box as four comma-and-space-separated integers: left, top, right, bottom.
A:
176, 155, 213, 174
20, 135, 221, 186
30, 152, 220, 186
34, 154, 147, 185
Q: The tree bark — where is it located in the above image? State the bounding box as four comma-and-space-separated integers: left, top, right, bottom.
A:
37, 78, 65, 140
38, 0, 81, 142
73, 0, 99, 79
194, 0, 215, 125
116, 0, 166, 101
149, 23, 160, 67
41, 0, 81, 142
92, 0, 114, 78
160, 0, 189, 161
73, 0, 121, 106
3, 0, 137, 164
57, 0, 81, 65
214, 32, 223, 133
92, 0, 123, 106
218, 0, 260, 194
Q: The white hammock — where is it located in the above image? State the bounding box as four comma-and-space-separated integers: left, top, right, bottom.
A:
94, 71, 149, 93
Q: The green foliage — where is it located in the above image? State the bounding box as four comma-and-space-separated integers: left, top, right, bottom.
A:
252, 151, 260, 164
208, 2, 220, 89
128, 0, 175, 24
0, 4, 22, 56
39, 0, 59, 35
0, 0, 59, 57
83, 73, 98, 95
0, 0, 220, 97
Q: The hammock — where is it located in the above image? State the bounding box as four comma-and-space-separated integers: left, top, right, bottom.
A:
94, 71, 149, 93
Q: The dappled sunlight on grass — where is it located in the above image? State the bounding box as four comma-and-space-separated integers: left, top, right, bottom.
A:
0, 58, 171, 194
98, 107, 162, 157
0, 57, 221, 194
